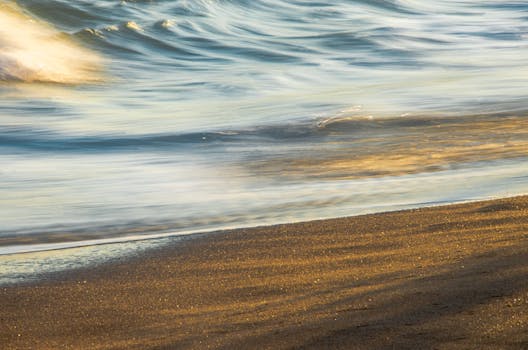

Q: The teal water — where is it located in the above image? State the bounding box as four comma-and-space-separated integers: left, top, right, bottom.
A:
1, 0, 528, 256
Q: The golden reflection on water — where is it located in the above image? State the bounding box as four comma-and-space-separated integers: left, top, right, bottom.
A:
250, 115, 528, 180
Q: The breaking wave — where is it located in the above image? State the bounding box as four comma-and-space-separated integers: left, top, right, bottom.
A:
0, 2, 101, 84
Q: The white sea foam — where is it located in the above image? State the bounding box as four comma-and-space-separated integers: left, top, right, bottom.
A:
0, 3, 101, 84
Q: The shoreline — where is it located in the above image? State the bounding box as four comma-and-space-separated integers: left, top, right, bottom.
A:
0, 198, 465, 257
2, 192, 526, 257
1, 195, 528, 349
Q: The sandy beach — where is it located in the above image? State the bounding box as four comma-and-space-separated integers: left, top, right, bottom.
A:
1, 196, 527, 349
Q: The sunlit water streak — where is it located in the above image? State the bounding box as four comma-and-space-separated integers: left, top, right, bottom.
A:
0, 3, 101, 83
1, 0, 528, 275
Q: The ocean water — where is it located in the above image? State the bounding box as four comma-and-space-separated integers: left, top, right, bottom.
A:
1, 0, 528, 258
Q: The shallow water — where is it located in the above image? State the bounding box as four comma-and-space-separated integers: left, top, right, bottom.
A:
1, 0, 528, 254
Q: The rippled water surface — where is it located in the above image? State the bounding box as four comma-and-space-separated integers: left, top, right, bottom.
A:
1, 0, 528, 255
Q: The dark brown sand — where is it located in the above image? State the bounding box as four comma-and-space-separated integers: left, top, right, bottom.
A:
1, 196, 528, 349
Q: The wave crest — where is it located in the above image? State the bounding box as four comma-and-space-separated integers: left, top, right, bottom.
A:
0, 3, 102, 84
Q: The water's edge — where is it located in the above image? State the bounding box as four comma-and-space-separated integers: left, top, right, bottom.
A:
2, 193, 527, 286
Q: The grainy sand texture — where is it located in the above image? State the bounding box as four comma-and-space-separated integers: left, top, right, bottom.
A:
1, 196, 528, 349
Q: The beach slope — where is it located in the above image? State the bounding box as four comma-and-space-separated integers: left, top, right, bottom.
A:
1, 196, 528, 349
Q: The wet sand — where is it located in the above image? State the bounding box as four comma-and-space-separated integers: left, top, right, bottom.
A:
1, 196, 528, 349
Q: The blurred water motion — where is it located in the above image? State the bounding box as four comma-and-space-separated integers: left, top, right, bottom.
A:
1, 0, 528, 253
